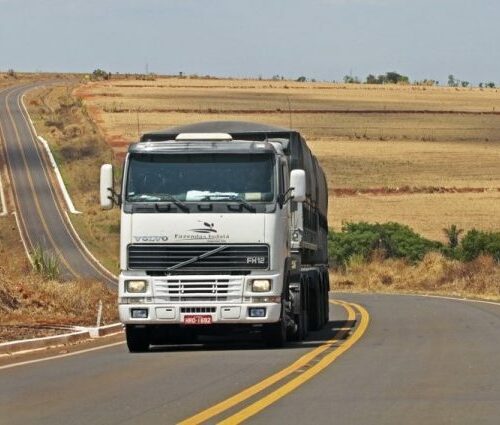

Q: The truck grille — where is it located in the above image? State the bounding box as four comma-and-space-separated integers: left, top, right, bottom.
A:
128, 244, 269, 271
154, 277, 242, 302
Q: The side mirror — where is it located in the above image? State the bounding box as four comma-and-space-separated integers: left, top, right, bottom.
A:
290, 169, 306, 202
100, 164, 114, 209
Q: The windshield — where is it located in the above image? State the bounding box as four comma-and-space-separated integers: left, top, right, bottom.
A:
126, 153, 276, 202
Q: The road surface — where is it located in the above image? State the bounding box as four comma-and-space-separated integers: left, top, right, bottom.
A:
0, 294, 498, 424
0, 83, 115, 285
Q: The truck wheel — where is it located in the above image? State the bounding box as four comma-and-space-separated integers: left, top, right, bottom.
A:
262, 318, 287, 348
308, 285, 323, 331
126, 325, 151, 353
323, 271, 330, 324
292, 309, 308, 341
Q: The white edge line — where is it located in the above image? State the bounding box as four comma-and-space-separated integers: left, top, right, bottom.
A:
329, 290, 500, 307
0, 341, 125, 371
405, 292, 500, 307
63, 209, 118, 281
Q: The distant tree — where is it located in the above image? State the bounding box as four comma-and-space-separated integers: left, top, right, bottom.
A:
272, 74, 281, 81
479, 82, 484, 88
461, 81, 470, 88
296, 76, 306, 82
343, 75, 360, 84
448, 74, 458, 87
365, 72, 409, 85
91, 69, 110, 81
385, 71, 409, 84
7, 68, 16, 78
486, 81, 496, 88
366, 74, 377, 84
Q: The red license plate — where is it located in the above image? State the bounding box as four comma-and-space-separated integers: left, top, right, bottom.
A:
183, 315, 213, 325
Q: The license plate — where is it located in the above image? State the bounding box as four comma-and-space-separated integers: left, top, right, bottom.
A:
183, 315, 213, 325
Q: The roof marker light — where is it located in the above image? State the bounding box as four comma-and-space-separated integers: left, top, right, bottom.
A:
175, 133, 232, 141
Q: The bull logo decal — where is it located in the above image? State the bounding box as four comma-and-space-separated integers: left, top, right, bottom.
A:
190, 221, 217, 234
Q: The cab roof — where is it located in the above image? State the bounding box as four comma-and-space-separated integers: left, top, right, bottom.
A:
140, 120, 297, 143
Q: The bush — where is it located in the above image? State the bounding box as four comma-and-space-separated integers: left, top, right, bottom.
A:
59, 136, 98, 161
459, 230, 500, 262
32, 245, 60, 280
328, 222, 443, 268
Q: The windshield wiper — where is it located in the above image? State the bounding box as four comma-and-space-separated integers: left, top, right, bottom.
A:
129, 193, 190, 212
213, 195, 257, 213
156, 194, 190, 212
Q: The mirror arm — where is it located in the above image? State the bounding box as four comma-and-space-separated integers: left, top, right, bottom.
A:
107, 187, 122, 206
279, 187, 295, 208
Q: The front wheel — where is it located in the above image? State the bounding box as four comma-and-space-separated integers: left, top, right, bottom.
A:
126, 325, 151, 353
262, 318, 287, 348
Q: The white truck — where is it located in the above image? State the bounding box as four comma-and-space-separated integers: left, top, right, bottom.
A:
100, 121, 329, 352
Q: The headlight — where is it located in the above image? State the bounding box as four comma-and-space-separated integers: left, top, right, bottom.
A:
251, 279, 271, 292
125, 280, 148, 293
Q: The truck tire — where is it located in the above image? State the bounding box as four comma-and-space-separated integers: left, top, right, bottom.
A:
323, 271, 330, 324
263, 300, 287, 348
308, 276, 323, 331
290, 278, 308, 341
262, 318, 287, 348
126, 325, 151, 353
294, 308, 309, 341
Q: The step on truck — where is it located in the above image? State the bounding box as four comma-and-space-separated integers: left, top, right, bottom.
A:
100, 121, 329, 352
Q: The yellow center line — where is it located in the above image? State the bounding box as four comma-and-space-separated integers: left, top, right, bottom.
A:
16, 89, 116, 285
218, 301, 370, 424
179, 300, 358, 425
0, 92, 36, 254
4, 89, 81, 278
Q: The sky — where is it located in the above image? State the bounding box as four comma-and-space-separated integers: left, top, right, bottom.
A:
0, 0, 498, 84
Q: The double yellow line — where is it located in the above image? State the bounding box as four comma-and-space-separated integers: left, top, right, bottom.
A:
180, 300, 370, 424
1, 85, 116, 285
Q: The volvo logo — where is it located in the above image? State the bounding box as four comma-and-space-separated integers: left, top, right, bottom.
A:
134, 236, 169, 242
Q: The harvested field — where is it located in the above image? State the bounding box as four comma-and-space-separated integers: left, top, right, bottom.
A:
309, 139, 500, 189
330, 192, 500, 242
76, 77, 500, 240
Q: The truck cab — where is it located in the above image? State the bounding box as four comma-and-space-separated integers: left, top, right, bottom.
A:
101, 121, 329, 352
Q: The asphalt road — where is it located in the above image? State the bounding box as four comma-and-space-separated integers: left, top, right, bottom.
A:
1, 82, 498, 424
0, 83, 115, 285
0, 294, 498, 425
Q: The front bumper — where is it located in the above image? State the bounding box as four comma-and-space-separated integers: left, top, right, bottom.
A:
119, 302, 281, 325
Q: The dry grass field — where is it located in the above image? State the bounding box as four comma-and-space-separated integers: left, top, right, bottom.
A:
76, 77, 500, 242
330, 252, 500, 301
25, 85, 121, 273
